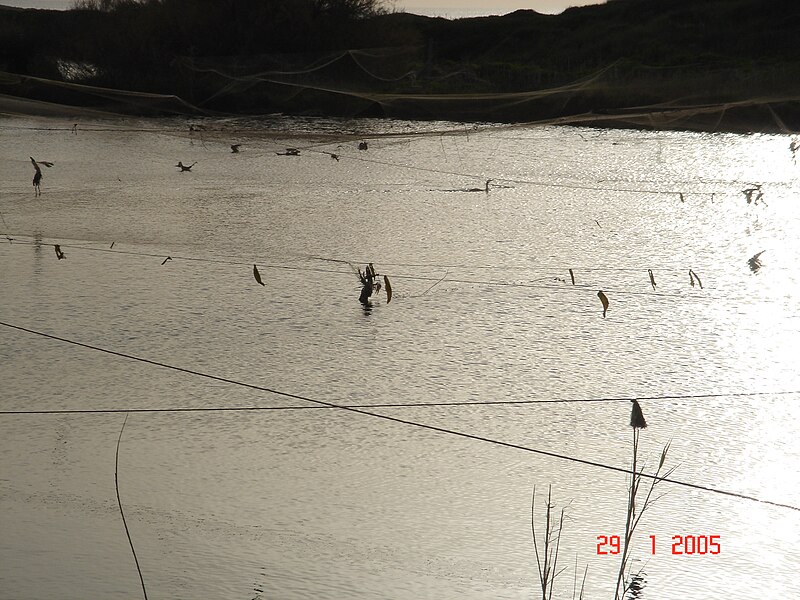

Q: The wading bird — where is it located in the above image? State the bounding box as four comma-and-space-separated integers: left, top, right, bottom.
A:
31, 159, 42, 196
29, 157, 53, 196
630, 399, 647, 429
175, 162, 196, 172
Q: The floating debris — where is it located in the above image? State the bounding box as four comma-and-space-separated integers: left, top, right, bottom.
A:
742, 183, 765, 206
679, 192, 685, 203
466, 179, 492, 193
358, 141, 368, 151
253, 264, 265, 286
328, 152, 340, 161
597, 290, 609, 318
384, 275, 392, 303
54, 244, 66, 260
569, 268, 575, 285
230, 144, 241, 153
358, 262, 391, 305
175, 161, 196, 171
689, 269, 703, 289
630, 399, 647, 429
160, 256, 172, 265
648, 269, 657, 291
748, 250, 765, 273
276, 148, 300, 156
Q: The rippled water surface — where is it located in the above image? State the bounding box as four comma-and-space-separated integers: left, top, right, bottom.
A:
1, 115, 800, 599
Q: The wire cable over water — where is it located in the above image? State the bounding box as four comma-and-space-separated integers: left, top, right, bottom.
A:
1, 319, 798, 514
0, 235, 712, 303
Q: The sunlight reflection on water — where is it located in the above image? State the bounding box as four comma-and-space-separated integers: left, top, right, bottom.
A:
1, 115, 799, 599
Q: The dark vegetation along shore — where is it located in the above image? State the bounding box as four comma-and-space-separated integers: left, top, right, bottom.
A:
2, 0, 800, 132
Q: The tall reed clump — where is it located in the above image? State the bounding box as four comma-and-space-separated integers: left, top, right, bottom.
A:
614, 400, 673, 600
115, 413, 148, 600
531, 484, 587, 600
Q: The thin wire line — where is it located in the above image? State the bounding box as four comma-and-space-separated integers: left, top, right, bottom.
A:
1, 319, 798, 513
3, 388, 799, 415
0, 237, 708, 301
1, 234, 706, 275
2, 121, 749, 198
302, 146, 714, 196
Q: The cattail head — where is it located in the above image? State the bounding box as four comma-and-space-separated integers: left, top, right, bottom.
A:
630, 399, 647, 429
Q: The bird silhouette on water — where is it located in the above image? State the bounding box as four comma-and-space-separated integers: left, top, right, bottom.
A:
597, 290, 609, 318
230, 144, 241, 153
253, 264, 265, 286
175, 161, 197, 172
29, 157, 53, 196
630, 399, 647, 429
358, 141, 368, 151
54, 244, 66, 260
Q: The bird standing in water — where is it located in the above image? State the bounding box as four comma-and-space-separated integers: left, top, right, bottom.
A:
30, 157, 53, 196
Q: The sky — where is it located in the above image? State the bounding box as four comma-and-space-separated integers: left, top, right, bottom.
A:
1, 0, 605, 16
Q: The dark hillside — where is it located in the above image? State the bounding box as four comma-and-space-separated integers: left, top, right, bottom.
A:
2, 0, 800, 130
